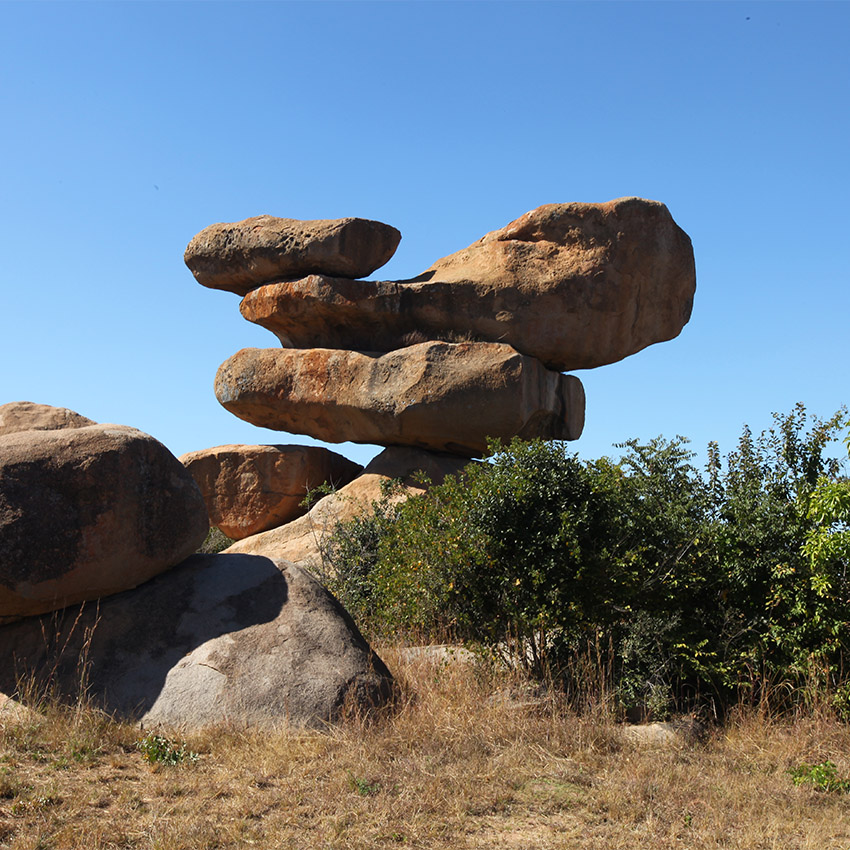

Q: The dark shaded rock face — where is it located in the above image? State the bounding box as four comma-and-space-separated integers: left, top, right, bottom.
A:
214, 342, 585, 457
0, 401, 96, 436
184, 215, 401, 296
0, 424, 209, 623
0, 554, 394, 729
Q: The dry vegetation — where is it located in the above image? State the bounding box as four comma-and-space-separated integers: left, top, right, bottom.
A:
1, 648, 850, 850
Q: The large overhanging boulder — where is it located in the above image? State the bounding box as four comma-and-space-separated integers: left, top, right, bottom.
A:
239, 198, 695, 372
0, 424, 209, 623
214, 342, 585, 457
0, 554, 394, 729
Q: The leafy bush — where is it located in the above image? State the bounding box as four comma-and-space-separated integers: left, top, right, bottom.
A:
197, 527, 235, 554
323, 406, 849, 718
789, 760, 850, 793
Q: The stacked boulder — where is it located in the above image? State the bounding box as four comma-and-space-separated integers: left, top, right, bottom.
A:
184, 200, 695, 566
186, 199, 695, 460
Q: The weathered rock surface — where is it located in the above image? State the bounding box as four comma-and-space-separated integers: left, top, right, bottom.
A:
240, 198, 695, 371
184, 215, 401, 296
214, 342, 585, 457
179, 444, 361, 540
0, 425, 208, 623
225, 446, 470, 567
0, 401, 95, 436
0, 554, 394, 728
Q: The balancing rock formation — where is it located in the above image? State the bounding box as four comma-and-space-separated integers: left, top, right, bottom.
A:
189, 200, 694, 460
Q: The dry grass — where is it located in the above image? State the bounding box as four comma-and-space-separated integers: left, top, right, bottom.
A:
2, 647, 850, 849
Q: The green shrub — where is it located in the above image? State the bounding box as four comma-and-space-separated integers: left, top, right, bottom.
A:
789, 760, 850, 793
323, 407, 849, 718
136, 733, 197, 766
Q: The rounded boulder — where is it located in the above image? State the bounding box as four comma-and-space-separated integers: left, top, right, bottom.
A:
0, 424, 209, 623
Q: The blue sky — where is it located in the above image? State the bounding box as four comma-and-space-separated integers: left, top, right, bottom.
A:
1, 1, 848, 472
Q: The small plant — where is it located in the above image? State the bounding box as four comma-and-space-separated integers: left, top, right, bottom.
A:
347, 770, 381, 796
197, 527, 235, 554
789, 760, 850, 793
136, 732, 198, 766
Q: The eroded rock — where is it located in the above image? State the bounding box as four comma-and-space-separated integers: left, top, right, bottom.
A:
214, 342, 585, 457
240, 198, 695, 371
0, 554, 393, 729
0, 401, 95, 436
184, 215, 401, 296
0, 424, 208, 623
224, 446, 470, 567
179, 444, 361, 540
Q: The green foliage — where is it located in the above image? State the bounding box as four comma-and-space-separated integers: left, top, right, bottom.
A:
197, 527, 235, 554
136, 733, 198, 766
789, 760, 850, 793
347, 771, 382, 796
324, 406, 849, 717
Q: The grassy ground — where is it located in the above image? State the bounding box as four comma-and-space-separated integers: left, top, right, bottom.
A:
1, 648, 850, 849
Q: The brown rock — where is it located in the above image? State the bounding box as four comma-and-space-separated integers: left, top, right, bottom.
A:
214, 342, 585, 457
240, 198, 695, 371
179, 444, 362, 540
0, 424, 209, 623
184, 215, 401, 296
0, 554, 393, 729
0, 401, 95, 436
225, 446, 470, 567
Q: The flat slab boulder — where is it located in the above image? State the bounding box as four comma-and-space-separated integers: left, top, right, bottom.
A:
240, 198, 695, 372
225, 446, 470, 567
0, 554, 393, 729
214, 342, 585, 457
179, 444, 362, 540
0, 424, 208, 623
0, 401, 95, 436
184, 215, 401, 296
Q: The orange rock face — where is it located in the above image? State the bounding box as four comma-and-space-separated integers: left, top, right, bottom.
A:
214, 342, 585, 457
179, 444, 361, 540
240, 198, 695, 371
184, 215, 401, 296
224, 447, 471, 566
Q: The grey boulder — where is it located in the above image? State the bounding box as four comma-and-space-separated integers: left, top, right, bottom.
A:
0, 554, 393, 729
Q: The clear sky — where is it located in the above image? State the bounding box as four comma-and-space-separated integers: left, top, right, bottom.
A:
2, 1, 848, 472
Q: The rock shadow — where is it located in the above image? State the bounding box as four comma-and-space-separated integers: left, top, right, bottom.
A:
0, 554, 287, 718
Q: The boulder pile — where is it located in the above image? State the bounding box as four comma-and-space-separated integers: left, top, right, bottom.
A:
0, 403, 395, 727
187, 200, 695, 459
